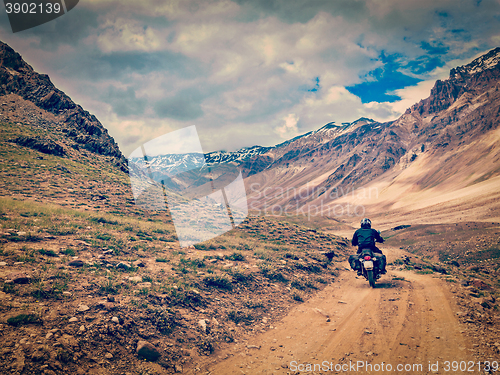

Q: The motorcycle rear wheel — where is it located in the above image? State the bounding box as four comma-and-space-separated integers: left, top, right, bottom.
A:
367, 270, 375, 288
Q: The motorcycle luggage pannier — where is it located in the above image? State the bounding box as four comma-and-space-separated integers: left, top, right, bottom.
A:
349, 254, 360, 270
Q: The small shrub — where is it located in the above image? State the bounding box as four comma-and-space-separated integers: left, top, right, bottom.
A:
62, 248, 76, 256
197, 339, 214, 355
153, 308, 177, 334
416, 269, 433, 275
194, 243, 218, 251
260, 265, 288, 282
244, 300, 264, 309
227, 310, 253, 324
169, 289, 204, 307
316, 277, 327, 284
230, 270, 252, 285
3, 283, 17, 294
294, 262, 321, 274
56, 350, 72, 363
95, 233, 112, 241
31, 281, 62, 300
203, 275, 232, 290
292, 292, 303, 302
291, 280, 305, 290
179, 257, 205, 270
38, 249, 58, 257
89, 217, 118, 225
99, 279, 120, 295
305, 280, 318, 290
226, 252, 245, 261
156, 258, 168, 263
46, 227, 76, 236
7, 313, 42, 326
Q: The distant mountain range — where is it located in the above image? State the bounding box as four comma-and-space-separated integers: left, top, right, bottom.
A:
241, 46, 500, 221
2, 39, 499, 224
130, 117, 378, 179
145, 47, 500, 223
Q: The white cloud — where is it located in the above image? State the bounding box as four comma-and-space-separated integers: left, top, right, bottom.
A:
95, 18, 162, 53
388, 80, 437, 114
275, 113, 300, 139
8, 0, 499, 154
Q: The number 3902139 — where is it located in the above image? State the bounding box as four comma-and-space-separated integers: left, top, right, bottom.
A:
443, 361, 499, 372
5, 2, 62, 14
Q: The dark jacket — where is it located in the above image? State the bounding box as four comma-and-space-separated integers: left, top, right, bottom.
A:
352, 228, 384, 253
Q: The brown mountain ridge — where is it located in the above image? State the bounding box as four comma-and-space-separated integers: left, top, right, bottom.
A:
1, 40, 500, 374
241, 47, 500, 225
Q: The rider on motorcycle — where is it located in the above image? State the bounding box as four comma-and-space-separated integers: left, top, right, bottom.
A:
351, 218, 387, 275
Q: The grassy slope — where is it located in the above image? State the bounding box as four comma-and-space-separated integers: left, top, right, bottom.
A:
0, 112, 349, 374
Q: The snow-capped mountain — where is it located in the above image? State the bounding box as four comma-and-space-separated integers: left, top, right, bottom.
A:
128, 117, 380, 182
134, 117, 376, 179
128, 146, 272, 182
204, 145, 273, 164
128, 153, 205, 181
129, 47, 500, 210
451, 47, 500, 78
243, 46, 500, 214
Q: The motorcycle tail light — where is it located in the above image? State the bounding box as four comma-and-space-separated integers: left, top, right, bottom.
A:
364, 256, 371, 261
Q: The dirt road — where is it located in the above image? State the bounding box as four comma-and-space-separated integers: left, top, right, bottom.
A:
192, 247, 474, 374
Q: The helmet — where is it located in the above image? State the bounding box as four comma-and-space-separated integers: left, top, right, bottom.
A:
360, 218, 371, 228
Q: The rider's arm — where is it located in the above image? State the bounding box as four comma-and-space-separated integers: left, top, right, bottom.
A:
351, 231, 358, 246
374, 229, 384, 243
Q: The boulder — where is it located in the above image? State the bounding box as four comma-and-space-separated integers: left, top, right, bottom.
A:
68, 260, 84, 267
116, 262, 131, 270
77, 304, 89, 313
136, 340, 161, 361
7, 273, 31, 284
198, 319, 207, 333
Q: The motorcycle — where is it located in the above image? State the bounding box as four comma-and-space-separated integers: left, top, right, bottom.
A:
358, 247, 381, 288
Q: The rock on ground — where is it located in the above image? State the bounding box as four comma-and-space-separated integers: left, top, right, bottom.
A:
136, 340, 161, 361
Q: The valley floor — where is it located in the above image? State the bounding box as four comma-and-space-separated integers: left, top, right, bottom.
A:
190, 247, 490, 375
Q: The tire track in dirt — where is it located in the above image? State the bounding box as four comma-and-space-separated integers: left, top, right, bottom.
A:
191, 247, 473, 374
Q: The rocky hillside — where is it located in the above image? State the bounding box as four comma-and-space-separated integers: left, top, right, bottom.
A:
0, 41, 126, 171
242, 47, 500, 215
0, 40, 350, 375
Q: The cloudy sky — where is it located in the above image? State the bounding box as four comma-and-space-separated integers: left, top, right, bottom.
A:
1, 0, 500, 156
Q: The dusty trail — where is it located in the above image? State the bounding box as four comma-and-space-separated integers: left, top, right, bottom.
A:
192, 247, 474, 374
